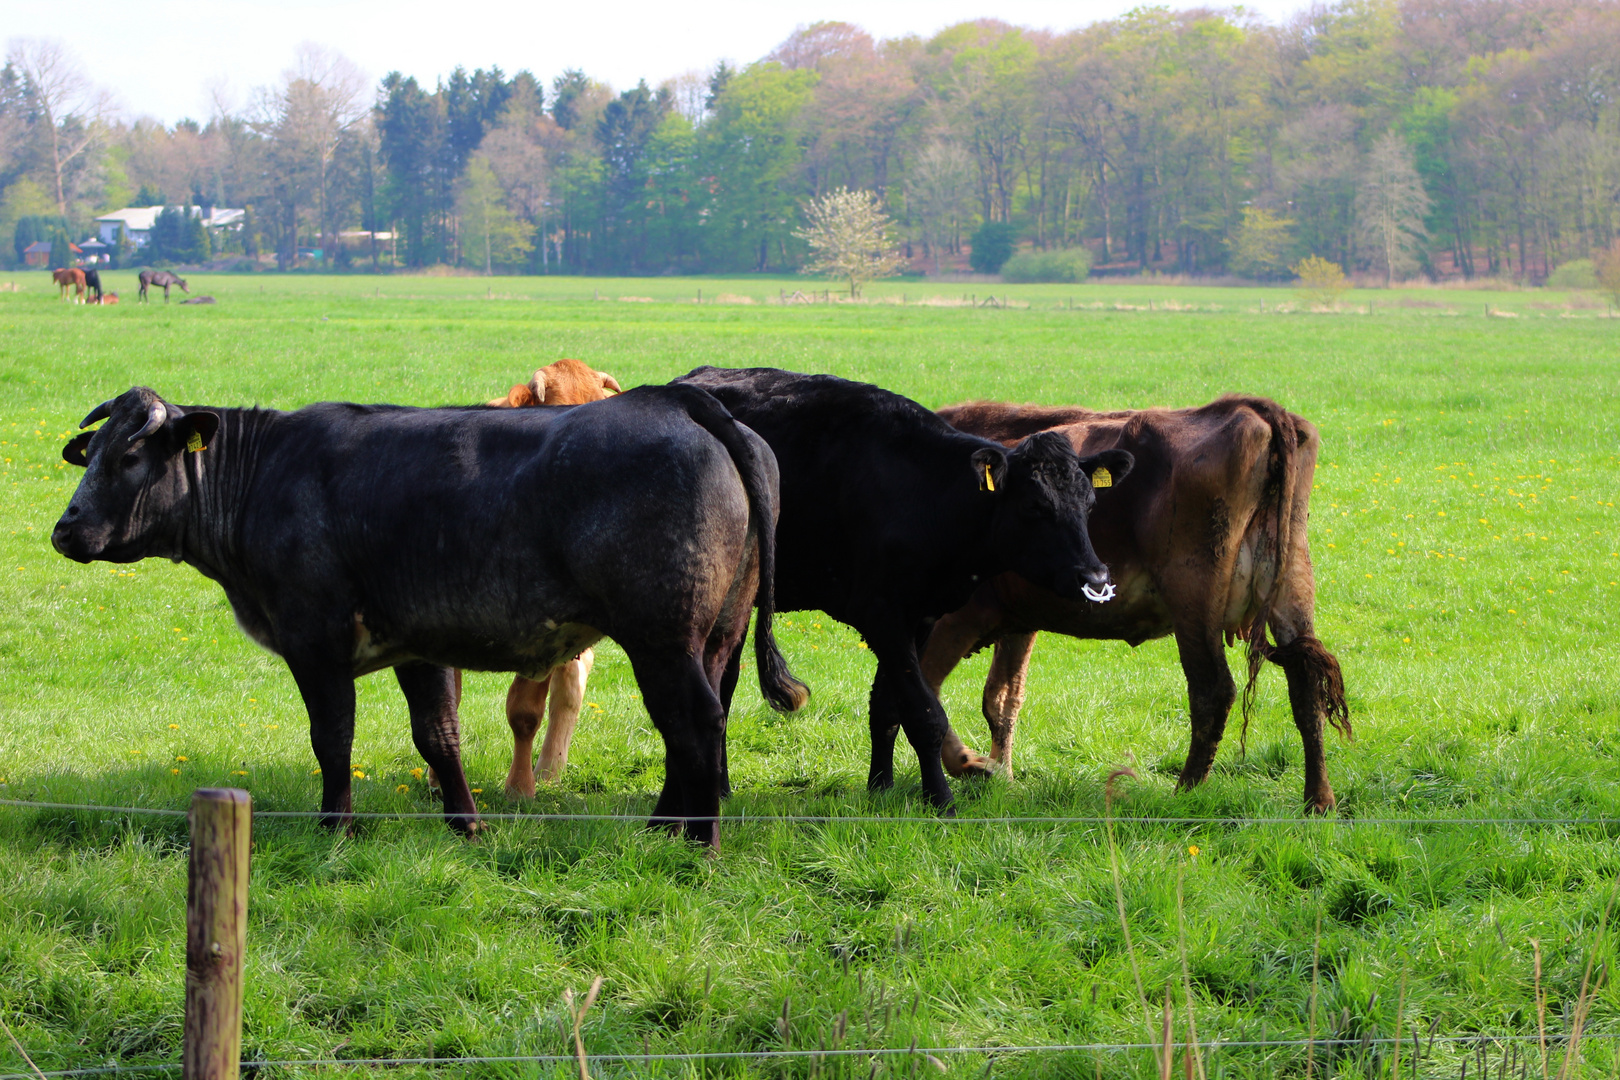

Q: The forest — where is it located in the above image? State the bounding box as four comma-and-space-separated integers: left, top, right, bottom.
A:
3, 0, 1618, 282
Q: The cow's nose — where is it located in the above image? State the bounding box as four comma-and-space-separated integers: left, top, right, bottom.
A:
1082, 565, 1110, 588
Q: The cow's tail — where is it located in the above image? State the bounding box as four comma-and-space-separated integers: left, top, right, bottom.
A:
670, 385, 810, 714
1236, 399, 1350, 752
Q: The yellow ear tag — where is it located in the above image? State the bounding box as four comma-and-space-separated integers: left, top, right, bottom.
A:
982, 462, 995, 492
186, 431, 204, 453
1091, 466, 1112, 489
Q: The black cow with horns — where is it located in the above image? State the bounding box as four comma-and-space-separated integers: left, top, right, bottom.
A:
52, 385, 807, 845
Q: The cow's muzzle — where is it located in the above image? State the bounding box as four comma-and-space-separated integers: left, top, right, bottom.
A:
1081, 566, 1116, 604
52, 506, 100, 562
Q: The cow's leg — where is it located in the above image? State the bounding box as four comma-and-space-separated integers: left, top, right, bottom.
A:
920, 607, 998, 778
982, 631, 1038, 778
425, 668, 465, 792
538, 648, 594, 783
868, 644, 954, 811
284, 655, 357, 830
503, 674, 550, 796
629, 648, 726, 848
1266, 554, 1344, 813
395, 662, 479, 834
1173, 622, 1236, 792
715, 641, 744, 797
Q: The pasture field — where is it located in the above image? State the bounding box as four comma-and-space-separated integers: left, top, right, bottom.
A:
0, 272, 1617, 1078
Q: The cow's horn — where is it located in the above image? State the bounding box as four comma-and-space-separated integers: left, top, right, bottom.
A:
79, 400, 116, 429
130, 400, 168, 443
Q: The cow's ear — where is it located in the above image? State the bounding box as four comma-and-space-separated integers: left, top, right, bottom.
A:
507, 384, 538, 408
63, 432, 93, 467
1078, 449, 1134, 490
176, 410, 220, 452
970, 446, 1007, 492
527, 368, 549, 404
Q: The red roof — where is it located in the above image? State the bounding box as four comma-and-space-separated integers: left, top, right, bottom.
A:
24, 240, 82, 254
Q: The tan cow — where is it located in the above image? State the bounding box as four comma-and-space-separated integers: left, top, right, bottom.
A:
920, 395, 1348, 811
53, 268, 86, 303
435, 359, 623, 796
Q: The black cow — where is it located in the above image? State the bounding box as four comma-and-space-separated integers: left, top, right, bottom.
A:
53, 385, 806, 845
138, 270, 187, 302
84, 268, 103, 302
670, 367, 1133, 810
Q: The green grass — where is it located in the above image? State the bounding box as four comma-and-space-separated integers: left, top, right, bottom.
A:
1, 273, 1618, 1078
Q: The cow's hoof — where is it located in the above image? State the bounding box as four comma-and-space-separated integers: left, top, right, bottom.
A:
503, 777, 537, 799
1304, 789, 1336, 815
944, 747, 994, 778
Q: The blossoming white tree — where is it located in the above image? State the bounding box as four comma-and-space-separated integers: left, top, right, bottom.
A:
795, 187, 907, 299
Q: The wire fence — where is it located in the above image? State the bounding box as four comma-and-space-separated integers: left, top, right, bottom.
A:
5, 794, 1618, 1079
6, 1032, 1618, 1080
4, 796, 1620, 829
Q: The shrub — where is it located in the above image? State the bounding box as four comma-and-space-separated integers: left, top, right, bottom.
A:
968, 221, 1015, 274
1000, 246, 1094, 283
1547, 259, 1597, 290
1594, 242, 1620, 305
1292, 254, 1350, 307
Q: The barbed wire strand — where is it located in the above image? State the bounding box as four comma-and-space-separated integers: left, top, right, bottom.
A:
5, 1032, 1617, 1080
3, 797, 1618, 828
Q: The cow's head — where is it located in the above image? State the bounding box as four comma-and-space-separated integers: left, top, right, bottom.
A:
53, 388, 219, 563
977, 431, 1133, 602
487, 358, 622, 408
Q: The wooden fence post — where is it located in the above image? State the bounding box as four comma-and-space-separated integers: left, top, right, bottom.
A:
184, 788, 251, 1080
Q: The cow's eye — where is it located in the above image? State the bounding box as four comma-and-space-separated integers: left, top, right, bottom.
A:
121, 452, 141, 469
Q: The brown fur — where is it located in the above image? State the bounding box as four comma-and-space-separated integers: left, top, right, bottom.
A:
53, 268, 86, 303
487, 358, 622, 408
923, 395, 1347, 812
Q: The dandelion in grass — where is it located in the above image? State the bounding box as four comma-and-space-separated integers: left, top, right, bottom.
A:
1188, 845, 1200, 859
310, 768, 321, 775
176, 756, 188, 762
352, 770, 366, 779
396, 784, 409, 794
168, 723, 179, 729
409, 767, 424, 780
233, 770, 248, 776
171, 768, 180, 775
471, 788, 483, 794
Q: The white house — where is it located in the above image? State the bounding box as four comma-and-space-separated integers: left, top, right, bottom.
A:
95, 206, 245, 248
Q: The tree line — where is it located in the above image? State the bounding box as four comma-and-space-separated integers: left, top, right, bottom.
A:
3, 1, 1618, 282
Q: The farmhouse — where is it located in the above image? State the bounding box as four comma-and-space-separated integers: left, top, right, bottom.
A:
94, 206, 245, 248
22, 239, 80, 267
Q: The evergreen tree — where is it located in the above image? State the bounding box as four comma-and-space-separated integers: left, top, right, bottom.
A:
182, 209, 211, 263
48, 226, 74, 269
112, 224, 133, 269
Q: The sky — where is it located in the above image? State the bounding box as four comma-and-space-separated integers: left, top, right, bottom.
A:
2, 0, 1308, 125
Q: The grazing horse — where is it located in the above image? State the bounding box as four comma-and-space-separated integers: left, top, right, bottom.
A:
84, 269, 103, 303
53, 268, 87, 303
138, 270, 188, 303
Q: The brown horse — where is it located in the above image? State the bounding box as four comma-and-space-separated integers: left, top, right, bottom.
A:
52, 268, 86, 303
137, 270, 188, 303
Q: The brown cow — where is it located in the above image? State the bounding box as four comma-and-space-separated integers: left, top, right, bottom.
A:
430, 359, 623, 797
919, 395, 1348, 811
53, 268, 86, 303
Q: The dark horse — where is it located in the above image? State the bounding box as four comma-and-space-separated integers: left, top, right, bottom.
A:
84, 268, 103, 303
138, 270, 188, 303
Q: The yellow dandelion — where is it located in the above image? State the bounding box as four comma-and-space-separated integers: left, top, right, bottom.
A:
1188, 845, 1200, 858
396, 784, 410, 793
471, 788, 483, 794
353, 770, 367, 779
168, 723, 179, 729
233, 770, 248, 776
410, 767, 424, 780
1403, 637, 1411, 643
171, 768, 180, 775
311, 768, 322, 775
175, 755, 188, 762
